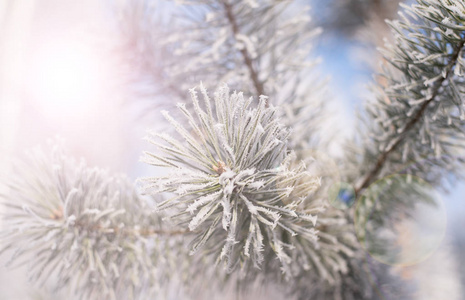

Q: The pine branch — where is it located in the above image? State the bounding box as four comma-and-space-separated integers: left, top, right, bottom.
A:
141, 84, 322, 275
8, 1, 465, 299
0, 143, 192, 299
222, 0, 266, 102
356, 33, 465, 195
120, 1, 372, 298
284, 1, 465, 298
353, 0, 465, 194
118, 0, 322, 110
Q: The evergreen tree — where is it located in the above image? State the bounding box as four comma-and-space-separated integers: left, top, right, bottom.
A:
1, 0, 464, 299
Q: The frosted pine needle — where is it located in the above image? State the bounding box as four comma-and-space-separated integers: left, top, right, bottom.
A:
0, 143, 175, 299
141, 83, 321, 271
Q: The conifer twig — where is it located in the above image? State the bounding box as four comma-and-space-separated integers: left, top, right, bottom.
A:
222, 1, 266, 103
355, 36, 465, 196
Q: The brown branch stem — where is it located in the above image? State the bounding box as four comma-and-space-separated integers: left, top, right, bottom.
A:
354, 38, 465, 197
222, 0, 266, 105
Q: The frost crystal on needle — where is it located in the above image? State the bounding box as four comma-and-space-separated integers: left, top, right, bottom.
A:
141, 83, 321, 271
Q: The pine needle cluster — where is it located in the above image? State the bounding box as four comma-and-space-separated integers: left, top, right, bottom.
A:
141, 84, 321, 274
0, 143, 184, 299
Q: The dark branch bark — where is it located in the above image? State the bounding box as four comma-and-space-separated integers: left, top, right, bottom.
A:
355, 38, 465, 196
222, 1, 266, 105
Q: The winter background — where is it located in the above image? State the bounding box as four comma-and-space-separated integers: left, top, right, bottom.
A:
0, 0, 463, 299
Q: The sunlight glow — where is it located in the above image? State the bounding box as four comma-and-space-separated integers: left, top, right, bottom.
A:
31, 40, 106, 117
